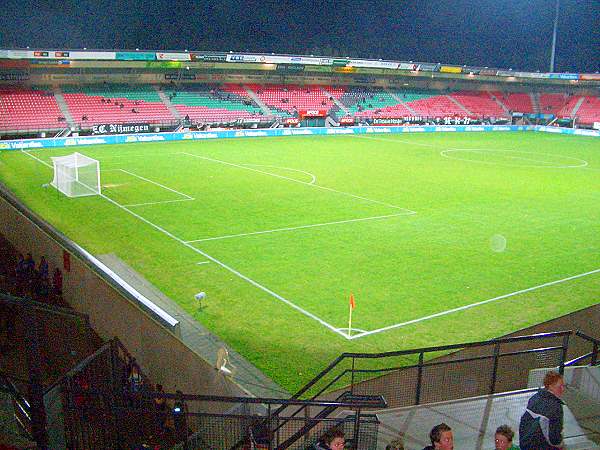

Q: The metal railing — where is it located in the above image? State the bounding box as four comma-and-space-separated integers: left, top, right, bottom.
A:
272, 331, 574, 431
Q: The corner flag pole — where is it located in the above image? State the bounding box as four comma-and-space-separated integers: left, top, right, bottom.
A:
348, 293, 355, 337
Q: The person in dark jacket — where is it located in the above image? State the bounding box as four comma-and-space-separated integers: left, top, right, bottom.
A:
519, 371, 565, 450
422, 423, 453, 450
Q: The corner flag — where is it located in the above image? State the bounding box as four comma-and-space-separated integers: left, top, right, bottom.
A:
348, 293, 355, 337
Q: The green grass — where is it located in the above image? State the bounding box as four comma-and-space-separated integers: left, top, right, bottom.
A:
1, 131, 599, 392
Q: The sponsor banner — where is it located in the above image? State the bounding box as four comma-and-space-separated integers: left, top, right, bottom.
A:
373, 118, 405, 125
548, 73, 579, 80
0, 72, 29, 81
440, 65, 462, 74
398, 62, 418, 70
226, 54, 257, 63
146, 61, 183, 68
332, 59, 349, 67
462, 67, 480, 74
332, 66, 357, 73
319, 58, 333, 65
1, 50, 30, 59
285, 118, 300, 125
156, 52, 191, 61
30, 60, 70, 66
339, 117, 355, 125
417, 63, 438, 71
165, 73, 196, 80
116, 52, 155, 61
67, 51, 116, 60
276, 64, 305, 72
594, 122, 600, 130
348, 59, 399, 69
92, 123, 151, 135
496, 70, 515, 77
326, 128, 354, 134
2, 125, 593, 152
124, 134, 165, 142
283, 129, 314, 135
580, 73, 600, 80
300, 109, 327, 117
366, 127, 392, 133
479, 69, 497, 76
191, 53, 227, 62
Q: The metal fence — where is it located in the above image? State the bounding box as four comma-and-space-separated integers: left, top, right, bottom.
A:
286, 331, 577, 409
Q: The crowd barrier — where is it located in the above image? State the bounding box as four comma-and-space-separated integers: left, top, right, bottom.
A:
1, 125, 597, 151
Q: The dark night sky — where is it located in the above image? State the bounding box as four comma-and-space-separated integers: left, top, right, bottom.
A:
1, 0, 598, 73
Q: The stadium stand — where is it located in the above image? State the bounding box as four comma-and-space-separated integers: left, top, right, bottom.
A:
491, 91, 534, 113
165, 83, 263, 123
245, 83, 345, 116
566, 95, 600, 124
450, 91, 507, 118
61, 84, 175, 127
0, 87, 65, 132
538, 92, 571, 115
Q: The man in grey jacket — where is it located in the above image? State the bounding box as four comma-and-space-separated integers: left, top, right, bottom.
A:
519, 371, 565, 449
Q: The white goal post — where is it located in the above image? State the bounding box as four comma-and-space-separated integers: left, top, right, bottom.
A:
50, 152, 101, 197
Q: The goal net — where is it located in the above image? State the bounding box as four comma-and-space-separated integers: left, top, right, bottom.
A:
50, 152, 101, 197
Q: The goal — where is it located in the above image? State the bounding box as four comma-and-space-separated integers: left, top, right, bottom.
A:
50, 152, 101, 197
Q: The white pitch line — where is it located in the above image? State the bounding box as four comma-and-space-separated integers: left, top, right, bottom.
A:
178, 152, 415, 213
348, 267, 600, 340
21, 150, 349, 340
21, 150, 50, 166
123, 198, 195, 207
186, 212, 414, 243
196, 261, 210, 265
242, 164, 317, 185
117, 169, 193, 199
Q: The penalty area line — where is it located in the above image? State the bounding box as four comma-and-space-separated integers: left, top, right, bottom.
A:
20, 149, 349, 340
349, 267, 600, 340
178, 152, 415, 213
186, 211, 415, 243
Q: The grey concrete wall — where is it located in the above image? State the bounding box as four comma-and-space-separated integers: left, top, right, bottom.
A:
0, 193, 246, 407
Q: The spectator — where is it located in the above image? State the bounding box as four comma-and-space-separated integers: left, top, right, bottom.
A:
172, 390, 188, 441
24, 253, 35, 279
423, 423, 453, 450
52, 267, 63, 296
15, 253, 27, 295
37, 256, 49, 280
81, 114, 88, 121
495, 425, 519, 450
154, 384, 169, 432
312, 428, 345, 450
519, 371, 565, 450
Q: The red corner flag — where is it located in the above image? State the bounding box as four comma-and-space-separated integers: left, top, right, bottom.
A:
349, 293, 355, 310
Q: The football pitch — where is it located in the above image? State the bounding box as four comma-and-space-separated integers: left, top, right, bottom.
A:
1, 131, 599, 391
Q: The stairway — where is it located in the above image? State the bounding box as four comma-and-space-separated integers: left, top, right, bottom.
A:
52, 87, 75, 128
321, 88, 349, 115
446, 94, 472, 115
530, 93, 541, 114
387, 89, 417, 115
243, 86, 272, 115
488, 92, 511, 116
155, 87, 182, 120
570, 97, 586, 118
